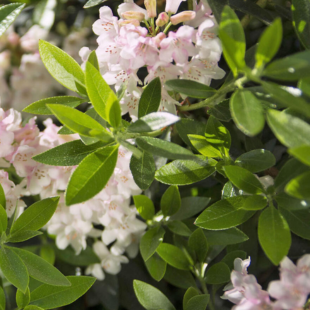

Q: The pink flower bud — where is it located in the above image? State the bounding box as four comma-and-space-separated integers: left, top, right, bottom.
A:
144, 0, 157, 18
153, 32, 166, 47
118, 19, 140, 27
170, 11, 196, 25
121, 11, 145, 22
156, 12, 169, 27
165, 0, 186, 14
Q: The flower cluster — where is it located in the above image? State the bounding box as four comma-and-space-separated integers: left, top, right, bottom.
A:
0, 108, 146, 280
224, 255, 310, 310
80, 0, 225, 120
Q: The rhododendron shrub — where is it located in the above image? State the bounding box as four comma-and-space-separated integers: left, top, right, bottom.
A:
1, 0, 310, 309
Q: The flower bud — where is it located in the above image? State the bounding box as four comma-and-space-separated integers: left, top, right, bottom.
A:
144, 0, 157, 18
119, 19, 140, 27
153, 32, 166, 47
121, 11, 145, 22
165, 0, 186, 14
170, 11, 196, 25
156, 12, 169, 27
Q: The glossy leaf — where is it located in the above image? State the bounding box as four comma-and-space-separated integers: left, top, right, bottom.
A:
203, 227, 249, 246
145, 254, 167, 282
288, 145, 310, 166
285, 171, 310, 199
185, 294, 209, 310
205, 262, 230, 284
155, 158, 217, 185
189, 135, 222, 158
208, 99, 231, 122
133, 195, 155, 221
29, 276, 96, 309
65, 145, 118, 205
188, 228, 208, 262
7, 230, 43, 243
165, 79, 216, 99
11, 197, 59, 235
16, 287, 30, 309
133, 280, 175, 310
167, 221, 192, 237
230, 90, 265, 137
0, 3, 25, 37
39, 40, 86, 95
161, 185, 181, 216
240, 195, 268, 211
140, 226, 165, 261
275, 192, 310, 211
87, 50, 99, 70
23, 96, 84, 115
258, 205, 291, 265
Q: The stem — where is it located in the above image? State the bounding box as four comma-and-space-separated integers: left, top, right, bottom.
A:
188, 0, 194, 10
241, 0, 268, 28
163, 22, 172, 34
151, 18, 155, 33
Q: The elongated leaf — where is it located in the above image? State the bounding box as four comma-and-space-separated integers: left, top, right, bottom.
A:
188, 228, 208, 262
189, 135, 222, 158
267, 109, 310, 148
164, 266, 197, 290
138, 77, 161, 118
0, 3, 25, 37
145, 253, 167, 282
292, 0, 310, 49
33, 140, 105, 166
155, 158, 216, 185
39, 40, 86, 95
195, 196, 256, 230
240, 195, 268, 211
235, 149, 276, 173
0, 184, 5, 209
140, 226, 165, 261
133, 280, 175, 310
288, 145, 310, 166
7, 230, 43, 243
275, 192, 310, 211
258, 205, 291, 265
183, 287, 200, 310
219, 6, 246, 76
208, 99, 231, 122
204, 227, 249, 246
16, 287, 30, 309
23, 96, 84, 115
167, 220, 192, 237
161, 186, 181, 216
24, 306, 44, 310
65, 145, 118, 205
136, 137, 195, 160
29, 276, 96, 309
0, 246, 28, 293
0, 205, 7, 235
47, 104, 113, 142
165, 80, 216, 99
11, 197, 59, 235
128, 112, 180, 133
224, 166, 265, 194
88, 51, 99, 70
0, 287, 5, 310
256, 18, 282, 68
85, 62, 121, 128
230, 90, 265, 137
11, 247, 70, 286
285, 171, 310, 199
133, 195, 155, 221
185, 294, 210, 310
205, 262, 230, 284
84, 0, 108, 8
156, 243, 190, 270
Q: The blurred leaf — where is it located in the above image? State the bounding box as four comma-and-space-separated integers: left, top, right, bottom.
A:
286, 171, 310, 199
0, 184, 5, 209
288, 145, 310, 166
0, 205, 7, 235
133, 195, 155, 221
40, 245, 55, 265
275, 192, 310, 211
0, 3, 25, 37
292, 0, 310, 49
33, 0, 56, 29
16, 287, 30, 309
84, 0, 108, 8
0, 287, 5, 310
208, 99, 231, 122
7, 230, 43, 243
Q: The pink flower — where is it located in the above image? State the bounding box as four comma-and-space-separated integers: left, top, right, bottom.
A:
93, 7, 119, 39
165, 0, 186, 14
117, 0, 148, 20
185, 0, 212, 28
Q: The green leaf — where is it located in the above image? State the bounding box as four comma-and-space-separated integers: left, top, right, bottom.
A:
23, 96, 84, 115
275, 192, 310, 211
285, 171, 310, 199
47, 104, 113, 142
24, 306, 44, 310
7, 230, 43, 243
195, 196, 256, 230
189, 135, 222, 158
40, 245, 55, 265
0, 3, 25, 37
224, 165, 265, 194
292, 0, 310, 49
165, 79, 216, 99
0, 246, 28, 293
155, 158, 217, 185
85, 62, 121, 128
33, 140, 106, 166
205, 262, 230, 284
136, 137, 195, 160
230, 90, 265, 137
258, 205, 291, 265
221, 250, 247, 270
133, 195, 155, 221
280, 207, 310, 240
203, 227, 249, 246
256, 18, 282, 68
33, 0, 56, 30
183, 287, 200, 310
0, 184, 5, 209
39, 40, 86, 95
29, 276, 96, 309
157, 243, 191, 270
188, 228, 208, 262
171, 197, 211, 221
161, 186, 181, 216
263, 84, 310, 118
241, 195, 268, 211
138, 77, 161, 118
167, 221, 192, 237
0, 205, 7, 235
267, 109, 310, 148
145, 253, 167, 282
207, 99, 231, 122
0, 287, 5, 310
11, 247, 70, 286
16, 287, 30, 309
176, 118, 207, 147
164, 266, 197, 290
207, 0, 226, 23
84, 0, 108, 8
219, 6, 246, 76
130, 151, 155, 190
65, 145, 118, 206
88, 50, 99, 70
133, 280, 175, 310
288, 145, 310, 166
185, 294, 209, 310
235, 149, 276, 173
128, 112, 180, 133
140, 226, 165, 261
11, 197, 59, 235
